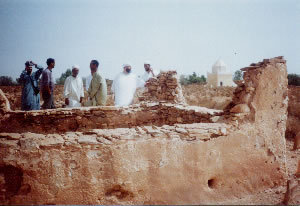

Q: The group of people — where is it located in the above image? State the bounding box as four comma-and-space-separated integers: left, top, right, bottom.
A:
20, 58, 159, 111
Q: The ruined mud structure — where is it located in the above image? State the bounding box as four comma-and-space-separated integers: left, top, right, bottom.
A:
0, 57, 299, 204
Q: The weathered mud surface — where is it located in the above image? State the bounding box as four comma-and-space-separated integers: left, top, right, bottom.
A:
0, 57, 299, 205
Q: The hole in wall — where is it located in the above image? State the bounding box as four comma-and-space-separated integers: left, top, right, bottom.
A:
208, 178, 217, 189
105, 184, 134, 200
0, 165, 24, 199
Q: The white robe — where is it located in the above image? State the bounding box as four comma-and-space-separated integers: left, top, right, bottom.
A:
111, 72, 144, 106
64, 76, 84, 108
141, 69, 160, 81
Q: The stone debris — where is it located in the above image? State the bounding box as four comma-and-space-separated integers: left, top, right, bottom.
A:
0, 133, 21, 140
139, 71, 186, 104
241, 56, 286, 71
230, 103, 250, 113
78, 135, 99, 145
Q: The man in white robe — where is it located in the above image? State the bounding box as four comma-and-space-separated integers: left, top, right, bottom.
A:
141, 61, 160, 82
64, 65, 84, 108
111, 64, 144, 106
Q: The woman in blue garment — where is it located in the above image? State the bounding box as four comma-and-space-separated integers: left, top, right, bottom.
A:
20, 61, 44, 111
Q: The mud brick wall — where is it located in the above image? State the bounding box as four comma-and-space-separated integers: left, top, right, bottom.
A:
227, 56, 288, 120
0, 57, 291, 205
0, 103, 222, 134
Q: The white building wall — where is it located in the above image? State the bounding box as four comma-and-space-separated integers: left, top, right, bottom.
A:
217, 74, 235, 87
207, 72, 218, 88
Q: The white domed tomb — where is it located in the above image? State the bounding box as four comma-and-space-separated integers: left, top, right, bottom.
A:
207, 59, 235, 87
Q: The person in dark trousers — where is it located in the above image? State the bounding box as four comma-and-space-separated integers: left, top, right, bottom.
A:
41, 58, 56, 109
20, 61, 43, 111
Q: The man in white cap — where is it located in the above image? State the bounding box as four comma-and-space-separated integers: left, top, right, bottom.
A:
141, 61, 159, 81
111, 64, 144, 106
63, 65, 84, 108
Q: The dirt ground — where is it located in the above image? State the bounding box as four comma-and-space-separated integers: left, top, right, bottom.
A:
182, 84, 234, 109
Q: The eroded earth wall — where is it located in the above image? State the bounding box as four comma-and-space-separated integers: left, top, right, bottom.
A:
286, 86, 300, 139
0, 57, 290, 205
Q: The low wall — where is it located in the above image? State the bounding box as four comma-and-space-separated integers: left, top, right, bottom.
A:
0, 122, 286, 204
0, 103, 222, 134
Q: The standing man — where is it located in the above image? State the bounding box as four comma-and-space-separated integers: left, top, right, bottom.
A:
64, 65, 84, 108
41, 58, 56, 109
111, 64, 144, 106
84, 60, 107, 106
20, 61, 44, 111
141, 61, 159, 82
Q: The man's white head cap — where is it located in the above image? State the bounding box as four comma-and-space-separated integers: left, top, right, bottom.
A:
72, 65, 80, 70
122, 64, 131, 68
144, 61, 151, 65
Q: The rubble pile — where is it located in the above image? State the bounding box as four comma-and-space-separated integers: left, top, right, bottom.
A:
138, 71, 186, 104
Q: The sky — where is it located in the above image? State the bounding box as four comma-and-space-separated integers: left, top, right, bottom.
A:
0, 0, 299, 80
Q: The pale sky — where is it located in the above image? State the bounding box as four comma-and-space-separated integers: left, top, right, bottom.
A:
0, 0, 299, 81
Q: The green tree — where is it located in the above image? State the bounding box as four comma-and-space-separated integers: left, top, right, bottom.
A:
56, 69, 72, 85
288, 74, 300, 86
0, 76, 17, 86
188, 72, 200, 83
199, 75, 206, 83
233, 70, 243, 81
180, 72, 206, 85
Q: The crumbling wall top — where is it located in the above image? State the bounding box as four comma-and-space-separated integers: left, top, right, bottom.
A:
139, 71, 186, 104
227, 56, 288, 121
0, 102, 223, 134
